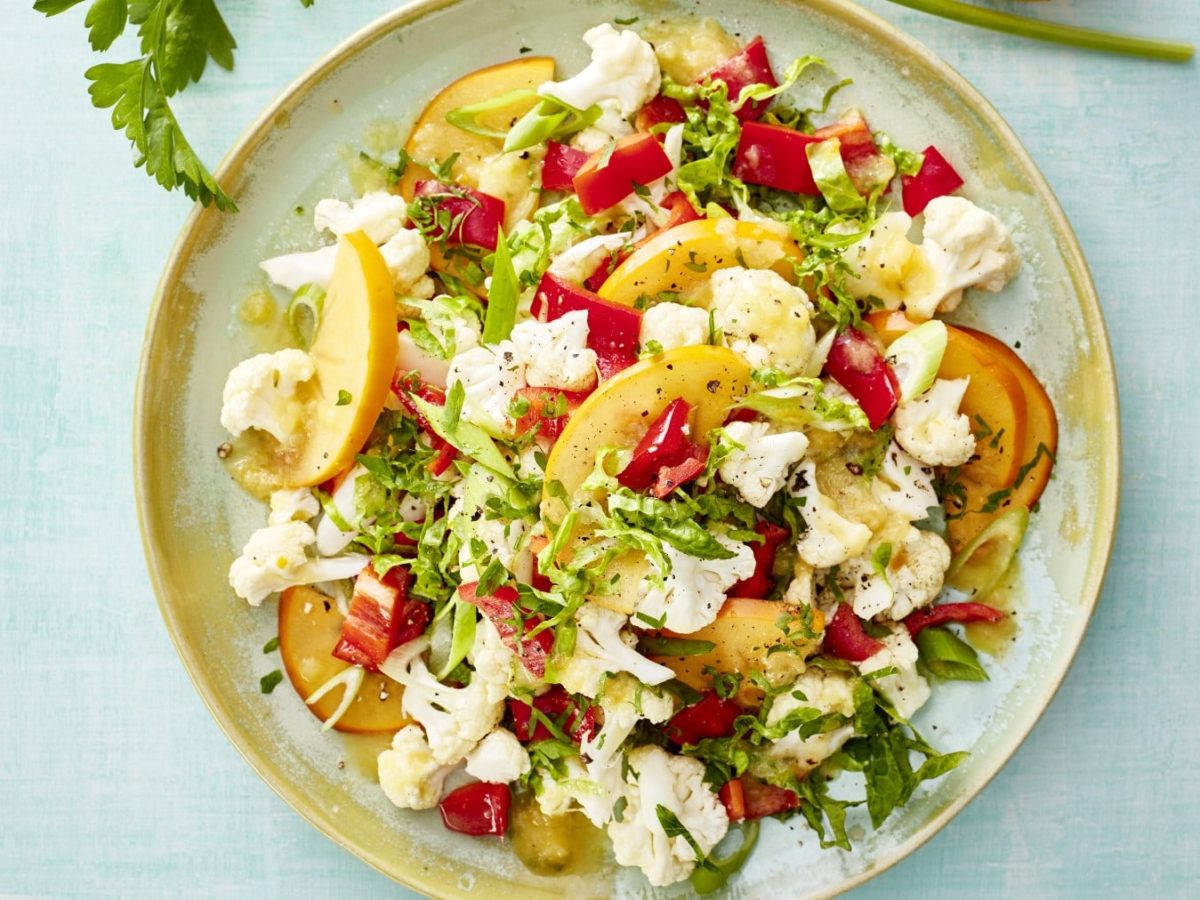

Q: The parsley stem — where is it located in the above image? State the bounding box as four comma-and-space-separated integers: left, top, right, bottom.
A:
885, 0, 1194, 62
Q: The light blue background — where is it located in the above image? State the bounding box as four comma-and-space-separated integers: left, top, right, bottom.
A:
2, 0, 1196, 896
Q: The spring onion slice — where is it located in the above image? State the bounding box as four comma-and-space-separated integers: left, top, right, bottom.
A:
287, 283, 325, 350
305, 665, 366, 731
503, 97, 602, 154
885, 320, 948, 403
445, 88, 540, 138
946, 506, 1028, 598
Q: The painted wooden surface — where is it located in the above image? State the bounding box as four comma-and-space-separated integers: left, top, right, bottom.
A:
1, 0, 1196, 896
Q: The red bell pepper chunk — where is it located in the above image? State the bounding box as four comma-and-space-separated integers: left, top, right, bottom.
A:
542, 141, 590, 192
660, 190, 702, 229
583, 249, 629, 293
509, 687, 597, 743
651, 447, 709, 499
666, 691, 741, 746
393, 371, 459, 474
573, 133, 674, 215
732, 121, 822, 195
902, 145, 965, 217
616, 397, 695, 491
718, 779, 747, 821
635, 93, 687, 134
719, 777, 800, 821
412, 180, 506, 251
824, 328, 900, 431
904, 602, 1005, 637
700, 36, 777, 122
729, 521, 790, 599
459, 583, 554, 678
812, 111, 878, 162
824, 602, 884, 663
532, 273, 642, 379
332, 565, 428, 671
512, 385, 590, 442
439, 782, 510, 837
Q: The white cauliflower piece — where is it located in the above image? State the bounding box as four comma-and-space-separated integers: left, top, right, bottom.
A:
841, 211, 930, 311
789, 461, 872, 568
227, 522, 369, 606
914, 196, 1020, 319
718, 420, 809, 507
377, 725, 456, 810
540, 25, 661, 139
607, 745, 729, 887
268, 487, 319, 525
872, 442, 939, 521
765, 668, 858, 775
844, 525, 950, 621
446, 342, 526, 437
894, 378, 975, 467
857, 625, 931, 720
465, 728, 531, 783
219, 349, 315, 443
378, 228, 433, 296
380, 622, 512, 765
709, 267, 816, 375
535, 753, 626, 827
260, 244, 338, 291
313, 191, 408, 244
581, 674, 676, 769
510, 311, 598, 392
477, 150, 540, 228
547, 233, 629, 285
555, 604, 675, 698
636, 535, 756, 634
639, 302, 710, 353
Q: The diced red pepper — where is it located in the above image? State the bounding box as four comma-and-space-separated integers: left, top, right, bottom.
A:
332, 565, 428, 671
718, 779, 747, 821
532, 273, 642, 379
824, 602, 884, 663
824, 328, 900, 431
660, 190, 702, 229
393, 371, 459, 474
459, 583, 554, 678
512, 385, 590, 443
439, 782, 510, 836
813, 110, 894, 196
700, 36, 777, 122
729, 521, 790, 599
902, 145, 965, 217
651, 447, 709, 499
724, 407, 759, 425
719, 777, 800, 821
583, 249, 630, 293
904, 602, 1005, 637
666, 691, 742, 746
542, 141, 589, 192
635, 94, 687, 134
616, 398, 695, 491
509, 686, 597, 743
412, 180, 506, 251
573, 132, 674, 215
732, 121, 821, 195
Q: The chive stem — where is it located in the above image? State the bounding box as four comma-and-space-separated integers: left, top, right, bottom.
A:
885, 0, 1194, 63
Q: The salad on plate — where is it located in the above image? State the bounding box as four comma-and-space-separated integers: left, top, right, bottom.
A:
218, 17, 1057, 892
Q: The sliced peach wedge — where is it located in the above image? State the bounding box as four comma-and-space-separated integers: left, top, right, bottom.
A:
278, 585, 410, 733
283, 232, 398, 488
596, 218, 803, 308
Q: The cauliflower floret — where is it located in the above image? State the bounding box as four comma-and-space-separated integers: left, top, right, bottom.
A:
857, 625, 931, 720
228, 521, 369, 606
582, 674, 676, 769
764, 668, 858, 776
260, 244, 339, 291
914, 196, 1019, 319
219, 349, 315, 443
841, 211, 932, 311
790, 461, 872, 568
709, 267, 816, 375
380, 622, 511, 765
556, 604, 676, 697
844, 525, 951, 621
313, 191, 408, 244
547, 233, 629, 285
540, 25, 661, 139
607, 745, 729, 887
446, 342, 527, 436
718, 421, 809, 507
636, 535, 756, 634
872, 442, 939, 521
535, 753, 626, 826
639, 301, 710, 353
510, 311, 598, 392
268, 487, 319, 525
894, 378, 975, 467
377, 725, 456, 809
477, 150, 541, 228
378, 227, 433, 296
465, 728, 531, 783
